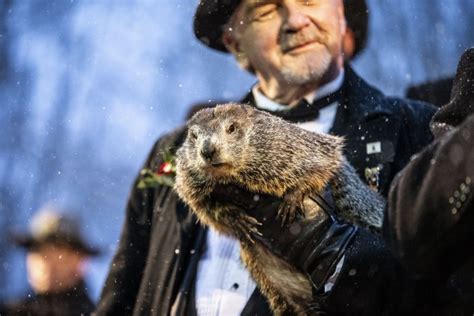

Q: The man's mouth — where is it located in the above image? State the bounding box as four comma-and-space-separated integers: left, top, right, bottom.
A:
283, 40, 319, 54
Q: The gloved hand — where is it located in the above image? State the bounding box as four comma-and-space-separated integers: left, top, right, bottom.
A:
211, 184, 358, 293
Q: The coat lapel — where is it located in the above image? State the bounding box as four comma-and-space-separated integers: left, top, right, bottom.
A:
167, 196, 207, 316
330, 67, 402, 193
241, 289, 273, 316
170, 220, 206, 316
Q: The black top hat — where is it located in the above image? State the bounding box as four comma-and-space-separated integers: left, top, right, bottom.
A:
193, 0, 369, 55
431, 48, 474, 137
10, 207, 101, 257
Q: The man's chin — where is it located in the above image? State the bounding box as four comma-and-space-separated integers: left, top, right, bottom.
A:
280, 53, 333, 85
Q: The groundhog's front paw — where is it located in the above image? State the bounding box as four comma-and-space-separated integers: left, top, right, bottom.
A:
235, 214, 262, 244
278, 190, 305, 226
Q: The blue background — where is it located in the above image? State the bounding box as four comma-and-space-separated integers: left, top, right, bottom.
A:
0, 0, 473, 302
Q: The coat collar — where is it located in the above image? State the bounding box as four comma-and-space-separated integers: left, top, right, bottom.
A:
337, 65, 394, 122
329, 65, 399, 137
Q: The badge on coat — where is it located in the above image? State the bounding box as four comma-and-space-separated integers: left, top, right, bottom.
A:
365, 165, 382, 192
366, 141, 382, 154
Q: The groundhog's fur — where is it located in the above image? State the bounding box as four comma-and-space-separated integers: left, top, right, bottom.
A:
174, 103, 384, 315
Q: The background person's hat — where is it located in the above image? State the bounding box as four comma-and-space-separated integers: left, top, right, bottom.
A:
430, 48, 474, 137
193, 0, 369, 55
10, 206, 101, 256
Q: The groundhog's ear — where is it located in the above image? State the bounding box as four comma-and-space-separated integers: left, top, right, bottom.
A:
239, 104, 256, 116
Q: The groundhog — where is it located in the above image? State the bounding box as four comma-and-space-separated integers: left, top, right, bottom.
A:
174, 103, 385, 315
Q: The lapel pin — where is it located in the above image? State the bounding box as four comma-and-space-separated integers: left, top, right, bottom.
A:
365, 165, 382, 192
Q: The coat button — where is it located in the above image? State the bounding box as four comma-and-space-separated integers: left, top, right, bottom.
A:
348, 268, 357, 276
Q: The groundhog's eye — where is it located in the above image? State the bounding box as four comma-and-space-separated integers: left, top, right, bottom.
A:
190, 131, 198, 140
227, 123, 236, 134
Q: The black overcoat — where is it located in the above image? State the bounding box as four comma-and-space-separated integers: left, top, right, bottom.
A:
4, 281, 95, 316
384, 49, 474, 314
95, 67, 436, 315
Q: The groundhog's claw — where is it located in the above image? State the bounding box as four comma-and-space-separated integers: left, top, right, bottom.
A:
278, 191, 306, 226
235, 214, 262, 244
278, 202, 302, 226
277, 202, 291, 226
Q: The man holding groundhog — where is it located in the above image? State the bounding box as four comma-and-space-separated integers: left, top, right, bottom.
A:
96, 1, 435, 315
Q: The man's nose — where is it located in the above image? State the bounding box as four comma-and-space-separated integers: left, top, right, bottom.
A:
283, 3, 311, 31
200, 140, 216, 161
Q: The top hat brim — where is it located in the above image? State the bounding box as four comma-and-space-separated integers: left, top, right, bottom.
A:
194, 0, 243, 52
344, 0, 369, 58
10, 233, 101, 257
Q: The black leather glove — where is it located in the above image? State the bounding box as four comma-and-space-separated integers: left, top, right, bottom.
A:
211, 184, 357, 293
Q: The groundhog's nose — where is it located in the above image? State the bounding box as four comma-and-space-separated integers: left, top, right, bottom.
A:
200, 141, 216, 162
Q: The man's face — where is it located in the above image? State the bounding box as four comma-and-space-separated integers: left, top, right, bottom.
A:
26, 244, 87, 294
227, 0, 346, 87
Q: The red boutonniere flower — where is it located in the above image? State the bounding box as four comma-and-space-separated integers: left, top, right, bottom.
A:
137, 151, 176, 189
158, 161, 174, 175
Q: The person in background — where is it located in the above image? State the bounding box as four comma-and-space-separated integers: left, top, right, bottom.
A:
96, 0, 436, 314
4, 206, 100, 316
